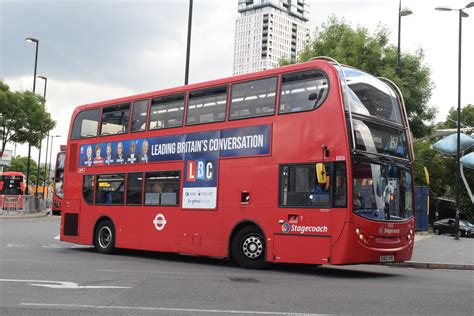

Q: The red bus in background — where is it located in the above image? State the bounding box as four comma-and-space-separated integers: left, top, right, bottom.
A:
52, 146, 66, 215
61, 58, 415, 268
0, 171, 26, 210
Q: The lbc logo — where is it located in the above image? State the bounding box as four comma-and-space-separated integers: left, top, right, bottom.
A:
187, 160, 214, 182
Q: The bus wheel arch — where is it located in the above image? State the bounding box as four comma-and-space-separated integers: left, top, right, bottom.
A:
93, 216, 116, 254
229, 220, 267, 269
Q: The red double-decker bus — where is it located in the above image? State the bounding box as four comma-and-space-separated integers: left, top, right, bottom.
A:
52, 147, 66, 215
61, 58, 415, 268
0, 171, 26, 210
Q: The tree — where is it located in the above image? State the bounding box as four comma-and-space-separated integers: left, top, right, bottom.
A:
442, 104, 474, 129
6, 156, 47, 186
0, 80, 56, 157
413, 141, 449, 198
280, 17, 436, 138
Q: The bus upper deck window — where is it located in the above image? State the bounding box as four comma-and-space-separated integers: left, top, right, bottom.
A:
186, 86, 227, 126
149, 94, 185, 130
70, 109, 100, 139
100, 103, 130, 136
279, 70, 328, 114
131, 100, 148, 132
230, 77, 277, 120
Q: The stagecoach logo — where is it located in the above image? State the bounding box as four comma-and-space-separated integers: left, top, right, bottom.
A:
281, 222, 291, 233
153, 213, 167, 231
281, 222, 328, 234
379, 226, 400, 235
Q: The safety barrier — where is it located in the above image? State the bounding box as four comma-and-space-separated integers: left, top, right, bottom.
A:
0, 195, 47, 215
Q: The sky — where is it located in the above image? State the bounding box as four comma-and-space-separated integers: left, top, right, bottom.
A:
1, 0, 473, 165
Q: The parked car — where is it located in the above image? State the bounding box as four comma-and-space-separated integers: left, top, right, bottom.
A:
433, 218, 474, 237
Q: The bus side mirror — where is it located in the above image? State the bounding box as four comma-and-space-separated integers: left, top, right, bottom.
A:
316, 163, 327, 184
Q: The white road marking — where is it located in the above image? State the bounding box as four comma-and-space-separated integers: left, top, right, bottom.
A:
20, 303, 325, 315
0, 279, 131, 289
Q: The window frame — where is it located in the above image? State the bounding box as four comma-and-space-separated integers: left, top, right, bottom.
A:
278, 162, 340, 209
228, 76, 278, 121
125, 172, 144, 206
278, 68, 329, 115
186, 86, 228, 126
148, 93, 186, 131
130, 99, 150, 133
144, 170, 181, 207
82, 174, 95, 205
70, 108, 101, 140
99, 103, 131, 137
94, 173, 126, 206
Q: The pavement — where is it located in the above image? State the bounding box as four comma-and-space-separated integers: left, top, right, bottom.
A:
388, 232, 474, 270
1, 211, 472, 270
0, 209, 51, 219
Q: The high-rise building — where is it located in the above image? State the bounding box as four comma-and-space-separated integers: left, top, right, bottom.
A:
233, 0, 310, 75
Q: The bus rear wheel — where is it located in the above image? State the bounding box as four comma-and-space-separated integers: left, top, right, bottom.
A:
231, 225, 266, 269
94, 220, 115, 254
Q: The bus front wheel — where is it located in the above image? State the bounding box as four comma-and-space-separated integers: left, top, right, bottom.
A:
231, 226, 266, 269
94, 220, 115, 254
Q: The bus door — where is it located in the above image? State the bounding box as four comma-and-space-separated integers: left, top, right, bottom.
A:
140, 169, 181, 253
177, 158, 222, 256
273, 163, 333, 264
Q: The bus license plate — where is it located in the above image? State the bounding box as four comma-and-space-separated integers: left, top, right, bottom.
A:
379, 255, 395, 263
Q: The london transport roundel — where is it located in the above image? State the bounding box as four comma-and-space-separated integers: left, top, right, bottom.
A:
153, 213, 167, 231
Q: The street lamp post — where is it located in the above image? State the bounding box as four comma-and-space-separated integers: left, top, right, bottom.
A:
25, 37, 39, 196
48, 135, 61, 187
397, 0, 412, 75
435, 2, 474, 240
35, 75, 48, 197
37, 76, 48, 199
184, 0, 193, 85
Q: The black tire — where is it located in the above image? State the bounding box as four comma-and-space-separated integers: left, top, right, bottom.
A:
433, 228, 440, 235
52, 211, 61, 216
231, 225, 266, 269
94, 220, 115, 254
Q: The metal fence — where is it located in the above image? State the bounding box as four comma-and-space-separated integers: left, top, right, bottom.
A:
0, 195, 48, 215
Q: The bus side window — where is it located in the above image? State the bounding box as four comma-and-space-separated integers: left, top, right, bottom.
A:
333, 162, 347, 208
131, 99, 148, 132
100, 103, 130, 136
279, 164, 331, 207
186, 86, 227, 126
70, 109, 100, 139
149, 94, 185, 130
229, 76, 277, 120
279, 70, 328, 114
95, 174, 125, 205
144, 171, 180, 206
126, 173, 143, 205
83, 175, 94, 205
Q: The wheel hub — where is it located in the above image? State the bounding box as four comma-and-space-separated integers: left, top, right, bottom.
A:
98, 226, 112, 248
242, 235, 263, 259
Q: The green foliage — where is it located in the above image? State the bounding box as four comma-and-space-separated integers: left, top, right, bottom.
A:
413, 141, 449, 199
414, 140, 473, 220
442, 104, 474, 129
7, 156, 47, 186
0, 80, 56, 157
280, 16, 436, 138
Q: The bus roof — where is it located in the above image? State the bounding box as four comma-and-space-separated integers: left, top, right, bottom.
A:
0, 171, 25, 177
72, 59, 336, 113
